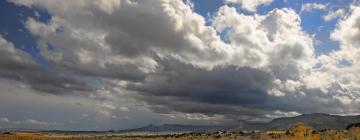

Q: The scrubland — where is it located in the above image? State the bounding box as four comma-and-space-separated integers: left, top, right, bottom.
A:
1, 123, 359, 140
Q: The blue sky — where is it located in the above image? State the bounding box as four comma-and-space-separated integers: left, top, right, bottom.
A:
0, 0, 359, 130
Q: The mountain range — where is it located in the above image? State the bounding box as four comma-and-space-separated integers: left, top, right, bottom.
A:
120, 113, 360, 132
260, 113, 360, 130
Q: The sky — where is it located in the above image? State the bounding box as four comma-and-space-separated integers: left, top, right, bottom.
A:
0, 0, 359, 130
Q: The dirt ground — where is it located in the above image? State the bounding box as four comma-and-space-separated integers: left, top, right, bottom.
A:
0, 129, 359, 140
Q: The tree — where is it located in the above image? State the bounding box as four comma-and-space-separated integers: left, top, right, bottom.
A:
346, 123, 360, 130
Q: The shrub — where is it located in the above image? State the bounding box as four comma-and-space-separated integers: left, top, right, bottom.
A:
346, 123, 360, 130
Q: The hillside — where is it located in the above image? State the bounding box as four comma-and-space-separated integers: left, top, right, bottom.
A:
242, 113, 360, 130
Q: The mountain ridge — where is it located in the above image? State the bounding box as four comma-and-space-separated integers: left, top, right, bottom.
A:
119, 113, 360, 132
241, 113, 360, 130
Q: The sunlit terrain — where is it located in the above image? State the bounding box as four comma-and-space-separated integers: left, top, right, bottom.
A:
1, 122, 359, 140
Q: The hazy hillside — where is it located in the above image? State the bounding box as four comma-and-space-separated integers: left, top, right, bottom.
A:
242, 113, 360, 130
119, 113, 360, 133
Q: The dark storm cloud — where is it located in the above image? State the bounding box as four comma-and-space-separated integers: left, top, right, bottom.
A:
127, 57, 350, 117
21, 69, 95, 95
129, 58, 273, 105
136, 94, 272, 118
0, 62, 95, 95
127, 58, 275, 116
270, 85, 348, 113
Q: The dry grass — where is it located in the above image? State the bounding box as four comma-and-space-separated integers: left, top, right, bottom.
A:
0, 129, 359, 140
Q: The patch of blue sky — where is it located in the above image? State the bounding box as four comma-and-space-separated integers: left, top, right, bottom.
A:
0, 1, 51, 65
219, 27, 232, 44
82, 76, 104, 86
257, 0, 293, 14
299, 0, 351, 56
336, 59, 353, 68
312, 61, 323, 69
46, 42, 56, 53
191, 0, 233, 44
191, 0, 224, 25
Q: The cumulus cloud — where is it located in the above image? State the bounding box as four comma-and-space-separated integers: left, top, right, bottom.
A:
127, 58, 273, 116
4, 0, 359, 124
323, 9, 346, 22
301, 3, 328, 12
225, 0, 274, 12
300, 5, 360, 115
331, 6, 360, 48
213, 6, 315, 80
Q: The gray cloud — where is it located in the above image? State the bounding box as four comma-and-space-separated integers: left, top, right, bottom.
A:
127, 58, 350, 119
128, 58, 273, 107
0, 35, 95, 95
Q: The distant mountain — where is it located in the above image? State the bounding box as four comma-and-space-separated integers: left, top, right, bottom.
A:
118, 114, 360, 133
239, 113, 360, 130
119, 124, 229, 133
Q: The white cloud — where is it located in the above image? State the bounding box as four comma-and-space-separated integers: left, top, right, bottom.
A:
11, 118, 63, 126
0, 116, 61, 126
331, 5, 360, 58
18, 119, 49, 126
323, 9, 346, 22
301, 3, 328, 12
213, 6, 315, 79
0, 117, 10, 123
265, 110, 300, 119
225, 0, 274, 12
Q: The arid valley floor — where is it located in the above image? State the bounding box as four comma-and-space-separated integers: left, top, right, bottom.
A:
1, 122, 360, 140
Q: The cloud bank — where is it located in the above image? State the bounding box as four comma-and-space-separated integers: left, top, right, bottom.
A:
1, 0, 359, 125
